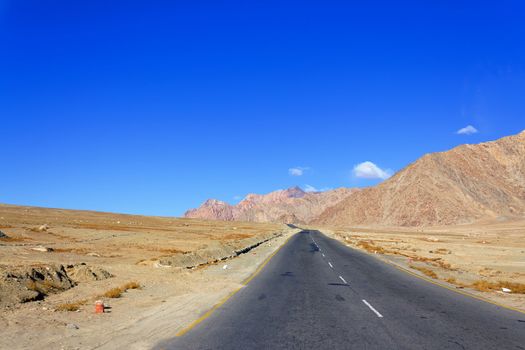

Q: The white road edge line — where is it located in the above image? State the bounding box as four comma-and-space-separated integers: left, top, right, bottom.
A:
328, 262, 333, 268
362, 299, 383, 318
339, 276, 347, 284
322, 253, 325, 257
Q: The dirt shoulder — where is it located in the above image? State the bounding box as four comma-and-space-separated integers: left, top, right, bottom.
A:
313, 220, 525, 313
0, 204, 299, 349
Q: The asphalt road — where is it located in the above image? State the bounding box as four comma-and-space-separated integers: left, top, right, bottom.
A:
157, 230, 525, 350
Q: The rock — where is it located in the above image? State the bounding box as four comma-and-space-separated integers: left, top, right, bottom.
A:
153, 261, 171, 268
65, 264, 112, 283
31, 246, 53, 252
86, 252, 100, 257
0, 230, 8, 238
502, 287, 512, 293
222, 264, 229, 270
37, 224, 49, 232
66, 323, 79, 329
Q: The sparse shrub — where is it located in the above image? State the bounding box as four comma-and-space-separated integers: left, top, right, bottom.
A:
101, 281, 141, 299
357, 241, 386, 254
122, 281, 141, 290
410, 265, 438, 279
498, 281, 525, 294
56, 299, 87, 312
435, 260, 454, 271
445, 277, 457, 284
471, 280, 525, 294
103, 287, 123, 298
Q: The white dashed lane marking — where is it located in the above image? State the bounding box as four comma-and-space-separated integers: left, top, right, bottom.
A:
362, 299, 383, 318
339, 276, 347, 284
328, 262, 333, 268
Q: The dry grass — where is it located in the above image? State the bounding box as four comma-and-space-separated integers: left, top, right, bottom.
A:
103, 287, 124, 298
156, 248, 187, 255
445, 277, 457, 284
53, 247, 91, 254
471, 280, 525, 294
412, 256, 441, 263
444, 277, 469, 288
0, 236, 32, 242
122, 281, 141, 290
410, 265, 438, 279
357, 241, 387, 254
434, 260, 455, 271
101, 281, 141, 298
214, 233, 253, 240
56, 299, 87, 312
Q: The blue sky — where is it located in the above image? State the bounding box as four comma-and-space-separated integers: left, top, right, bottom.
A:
1, 1, 524, 216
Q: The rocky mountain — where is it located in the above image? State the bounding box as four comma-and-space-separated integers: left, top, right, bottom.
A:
185, 131, 525, 227
314, 130, 525, 226
184, 187, 358, 224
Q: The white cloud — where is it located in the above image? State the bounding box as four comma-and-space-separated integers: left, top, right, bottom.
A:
288, 166, 309, 176
353, 161, 392, 180
456, 125, 478, 135
303, 184, 318, 192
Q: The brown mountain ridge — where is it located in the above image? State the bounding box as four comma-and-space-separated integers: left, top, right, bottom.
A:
184, 187, 358, 224
186, 130, 525, 226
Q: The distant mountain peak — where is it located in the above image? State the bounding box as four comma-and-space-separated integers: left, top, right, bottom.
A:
283, 186, 306, 197
202, 199, 231, 206
185, 187, 356, 224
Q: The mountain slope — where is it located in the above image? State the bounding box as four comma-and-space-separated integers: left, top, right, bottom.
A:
314, 130, 525, 226
184, 187, 358, 224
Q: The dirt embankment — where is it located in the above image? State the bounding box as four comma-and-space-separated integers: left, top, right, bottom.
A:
0, 263, 111, 309
157, 232, 281, 268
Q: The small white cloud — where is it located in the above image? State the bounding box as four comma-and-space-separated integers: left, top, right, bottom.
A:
288, 166, 309, 176
233, 195, 242, 200
303, 184, 318, 192
456, 125, 478, 135
353, 161, 392, 180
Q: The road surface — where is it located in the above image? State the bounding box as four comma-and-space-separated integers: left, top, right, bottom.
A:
157, 230, 525, 349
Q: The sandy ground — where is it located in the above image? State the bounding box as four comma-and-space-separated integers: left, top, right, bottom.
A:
313, 219, 525, 312
0, 204, 298, 349
1, 203, 524, 349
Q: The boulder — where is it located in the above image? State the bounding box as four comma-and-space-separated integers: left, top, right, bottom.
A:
40, 224, 49, 231
31, 246, 53, 252
66, 263, 112, 283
